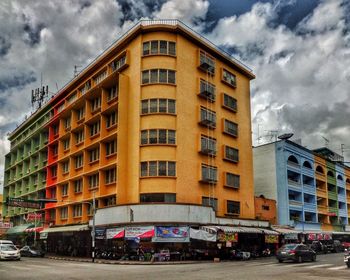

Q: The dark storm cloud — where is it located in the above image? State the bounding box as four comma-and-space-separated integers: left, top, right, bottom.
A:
23, 21, 45, 46
0, 36, 11, 56
118, 0, 166, 23
0, 72, 36, 93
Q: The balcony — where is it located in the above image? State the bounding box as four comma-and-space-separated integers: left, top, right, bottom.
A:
316, 188, 327, 197
304, 202, 317, 212
303, 184, 316, 195
288, 179, 301, 187
328, 206, 338, 216
328, 191, 337, 201
317, 205, 328, 215
287, 161, 300, 169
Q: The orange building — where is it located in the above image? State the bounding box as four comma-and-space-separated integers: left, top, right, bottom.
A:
3, 21, 257, 235
254, 195, 277, 225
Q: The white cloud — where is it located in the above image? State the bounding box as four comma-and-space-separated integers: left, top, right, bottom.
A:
207, 0, 350, 158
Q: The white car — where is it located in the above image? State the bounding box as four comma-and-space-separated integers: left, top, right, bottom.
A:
0, 244, 21, 261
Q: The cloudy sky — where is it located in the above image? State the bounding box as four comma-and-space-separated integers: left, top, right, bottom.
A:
0, 0, 350, 190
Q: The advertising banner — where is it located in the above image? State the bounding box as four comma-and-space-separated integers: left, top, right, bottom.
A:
106, 227, 125, 239
316, 233, 324, 240
217, 232, 238, 242
125, 226, 154, 239
152, 226, 190, 242
95, 228, 106, 240
284, 233, 298, 240
307, 233, 316, 241
265, 235, 278, 243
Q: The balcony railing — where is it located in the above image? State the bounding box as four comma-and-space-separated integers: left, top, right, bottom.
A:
288, 179, 301, 186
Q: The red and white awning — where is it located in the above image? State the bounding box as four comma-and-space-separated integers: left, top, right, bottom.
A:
106, 228, 125, 239
24, 227, 44, 233
125, 226, 154, 239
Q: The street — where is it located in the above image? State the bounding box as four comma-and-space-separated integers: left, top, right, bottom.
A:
0, 253, 349, 280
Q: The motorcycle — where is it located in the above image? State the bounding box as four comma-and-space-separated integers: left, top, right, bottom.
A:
344, 249, 350, 268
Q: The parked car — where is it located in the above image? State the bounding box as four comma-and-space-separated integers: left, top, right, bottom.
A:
344, 248, 350, 268
19, 246, 45, 257
310, 241, 327, 254
323, 240, 343, 253
0, 244, 21, 261
276, 244, 316, 263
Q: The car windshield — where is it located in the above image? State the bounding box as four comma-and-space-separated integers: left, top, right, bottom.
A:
0, 244, 17, 251
281, 244, 297, 250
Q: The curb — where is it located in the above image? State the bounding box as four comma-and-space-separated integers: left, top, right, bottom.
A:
46, 256, 200, 265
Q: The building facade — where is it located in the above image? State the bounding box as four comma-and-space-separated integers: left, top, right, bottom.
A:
253, 140, 350, 232
2, 20, 256, 232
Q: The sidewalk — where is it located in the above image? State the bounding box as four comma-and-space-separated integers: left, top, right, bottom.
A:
46, 255, 200, 265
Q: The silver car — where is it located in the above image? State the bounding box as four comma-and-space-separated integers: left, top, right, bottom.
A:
0, 244, 21, 261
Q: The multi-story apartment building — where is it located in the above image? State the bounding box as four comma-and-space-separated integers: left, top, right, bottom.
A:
3, 20, 256, 235
254, 140, 350, 232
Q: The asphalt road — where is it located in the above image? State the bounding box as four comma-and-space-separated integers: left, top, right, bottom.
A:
0, 253, 348, 280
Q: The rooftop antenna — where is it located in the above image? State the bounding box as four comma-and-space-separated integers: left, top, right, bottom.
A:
265, 130, 279, 142
74, 65, 82, 77
31, 85, 49, 110
322, 136, 329, 148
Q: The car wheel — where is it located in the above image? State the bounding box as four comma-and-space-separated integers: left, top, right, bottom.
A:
347, 262, 350, 268
278, 259, 283, 263
311, 255, 316, 262
298, 256, 302, 263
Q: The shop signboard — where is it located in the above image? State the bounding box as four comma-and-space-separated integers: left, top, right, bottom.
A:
217, 232, 238, 242
152, 226, 190, 242
265, 235, 278, 243
284, 233, 298, 240
125, 226, 154, 239
316, 233, 324, 240
95, 228, 106, 240
323, 233, 332, 240
106, 227, 125, 239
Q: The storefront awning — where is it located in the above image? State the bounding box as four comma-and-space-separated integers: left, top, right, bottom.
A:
260, 229, 279, 235
272, 227, 301, 234
202, 226, 271, 234
41, 224, 89, 233
24, 227, 44, 233
190, 228, 216, 242
6, 224, 34, 235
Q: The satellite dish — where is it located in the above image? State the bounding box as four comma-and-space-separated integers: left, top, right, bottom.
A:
278, 133, 294, 140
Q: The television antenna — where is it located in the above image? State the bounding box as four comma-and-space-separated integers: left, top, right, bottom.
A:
74, 65, 82, 77
31, 86, 49, 110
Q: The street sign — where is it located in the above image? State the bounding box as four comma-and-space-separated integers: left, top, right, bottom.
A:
6, 197, 43, 209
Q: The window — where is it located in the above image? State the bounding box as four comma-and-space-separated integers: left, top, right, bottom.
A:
74, 179, 82, 193
89, 147, 100, 163
200, 135, 216, 156
60, 207, 68, 219
75, 154, 84, 169
223, 94, 237, 112
103, 196, 116, 206
227, 200, 240, 215
51, 166, 57, 178
105, 168, 116, 184
32, 174, 38, 185
201, 164, 217, 183
202, 197, 218, 211
80, 81, 91, 95
224, 146, 239, 162
199, 51, 215, 74
67, 93, 77, 105
63, 138, 70, 151
61, 183, 68, 196
107, 86, 118, 102
75, 130, 84, 144
64, 117, 71, 129
141, 99, 176, 115
89, 121, 100, 137
140, 193, 176, 203
142, 41, 176, 56
110, 54, 126, 72
262, 205, 270, 211
94, 71, 107, 85
225, 172, 240, 188
223, 119, 238, 137
73, 204, 82, 217
62, 161, 69, 174
105, 140, 117, 156
141, 69, 176, 85
52, 124, 59, 136
140, 129, 176, 145
199, 107, 216, 128
140, 161, 176, 177
91, 96, 101, 112
222, 68, 237, 87
89, 173, 99, 189
52, 144, 58, 156
199, 80, 215, 102
77, 107, 85, 121
106, 111, 117, 128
